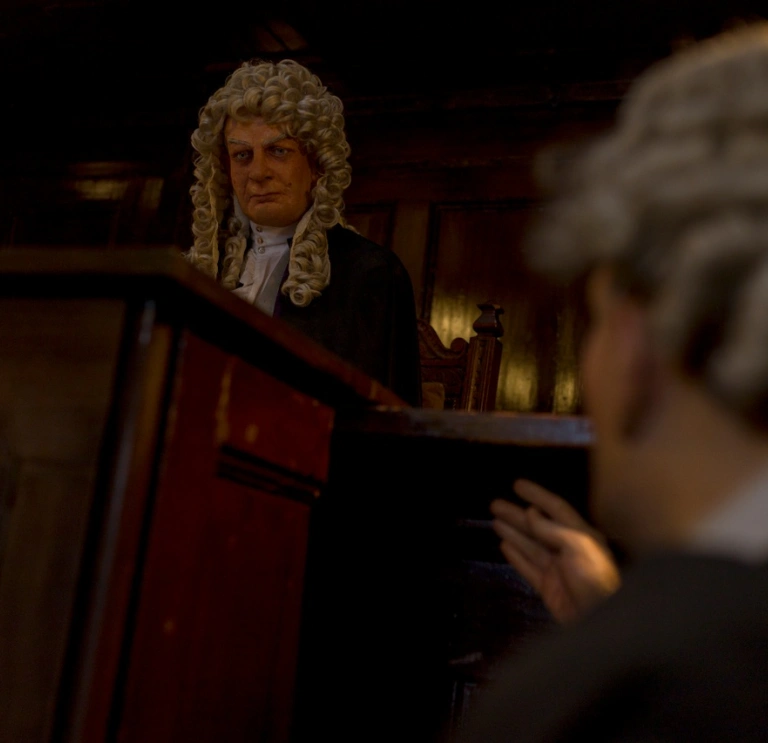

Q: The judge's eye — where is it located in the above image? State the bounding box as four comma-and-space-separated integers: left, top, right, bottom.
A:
270, 146, 289, 157
232, 150, 251, 162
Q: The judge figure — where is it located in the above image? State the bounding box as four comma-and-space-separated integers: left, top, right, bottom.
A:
186, 59, 421, 406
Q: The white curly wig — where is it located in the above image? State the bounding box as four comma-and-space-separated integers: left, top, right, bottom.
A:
526, 23, 768, 430
185, 58, 353, 307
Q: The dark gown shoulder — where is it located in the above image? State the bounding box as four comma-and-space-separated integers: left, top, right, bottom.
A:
276, 225, 422, 406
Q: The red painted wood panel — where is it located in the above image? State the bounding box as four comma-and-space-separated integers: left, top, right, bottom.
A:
221, 352, 335, 485
116, 332, 325, 743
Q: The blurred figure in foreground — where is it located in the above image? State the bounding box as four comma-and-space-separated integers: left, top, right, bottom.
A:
466, 23, 768, 742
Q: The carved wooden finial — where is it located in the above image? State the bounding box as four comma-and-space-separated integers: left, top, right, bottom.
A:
472, 302, 504, 338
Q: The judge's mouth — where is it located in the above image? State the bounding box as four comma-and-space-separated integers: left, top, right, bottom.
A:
250, 193, 282, 203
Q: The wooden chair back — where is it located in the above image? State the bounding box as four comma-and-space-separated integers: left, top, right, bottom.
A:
418, 302, 504, 411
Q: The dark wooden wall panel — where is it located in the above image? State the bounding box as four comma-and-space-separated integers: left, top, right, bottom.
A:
342, 192, 586, 413
429, 203, 541, 411
341, 108, 610, 412
0, 299, 125, 743
427, 203, 584, 413
2, 163, 189, 249
344, 203, 395, 250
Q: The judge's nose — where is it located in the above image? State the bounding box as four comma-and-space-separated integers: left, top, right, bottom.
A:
247, 153, 272, 182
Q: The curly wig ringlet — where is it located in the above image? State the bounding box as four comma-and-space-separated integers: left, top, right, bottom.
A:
186, 58, 353, 307
526, 23, 768, 431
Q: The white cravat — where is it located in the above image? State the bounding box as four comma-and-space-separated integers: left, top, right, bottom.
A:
231, 220, 296, 315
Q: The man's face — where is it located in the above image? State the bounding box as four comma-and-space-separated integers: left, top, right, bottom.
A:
580, 266, 646, 534
224, 116, 315, 227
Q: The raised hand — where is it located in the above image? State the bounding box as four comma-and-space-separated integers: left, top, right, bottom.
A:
491, 479, 621, 624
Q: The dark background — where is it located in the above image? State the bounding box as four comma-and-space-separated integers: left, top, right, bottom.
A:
5, 1, 765, 180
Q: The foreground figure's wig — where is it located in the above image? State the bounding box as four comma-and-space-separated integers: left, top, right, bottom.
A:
527, 23, 768, 430
186, 59, 352, 306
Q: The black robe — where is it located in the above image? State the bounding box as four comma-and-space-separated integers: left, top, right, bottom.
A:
274, 225, 422, 406
459, 552, 768, 742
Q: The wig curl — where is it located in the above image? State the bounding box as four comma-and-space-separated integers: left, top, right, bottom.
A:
186, 58, 353, 306
526, 23, 768, 429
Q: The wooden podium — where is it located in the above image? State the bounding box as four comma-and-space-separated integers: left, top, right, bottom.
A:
0, 247, 406, 743
0, 248, 592, 743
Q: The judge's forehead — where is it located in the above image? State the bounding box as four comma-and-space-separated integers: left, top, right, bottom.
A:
224, 117, 292, 140
225, 117, 286, 132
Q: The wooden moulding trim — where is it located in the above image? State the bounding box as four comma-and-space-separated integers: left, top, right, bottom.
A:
334, 408, 594, 448
216, 447, 324, 505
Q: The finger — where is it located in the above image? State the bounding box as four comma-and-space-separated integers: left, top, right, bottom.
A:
490, 498, 530, 533
514, 479, 596, 533
498, 540, 546, 593
525, 506, 584, 551
513, 479, 585, 525
492, 514, 551, 570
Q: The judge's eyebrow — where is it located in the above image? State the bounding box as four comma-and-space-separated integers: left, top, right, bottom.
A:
226, 134, 296, 148
263, 133, 296, 147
